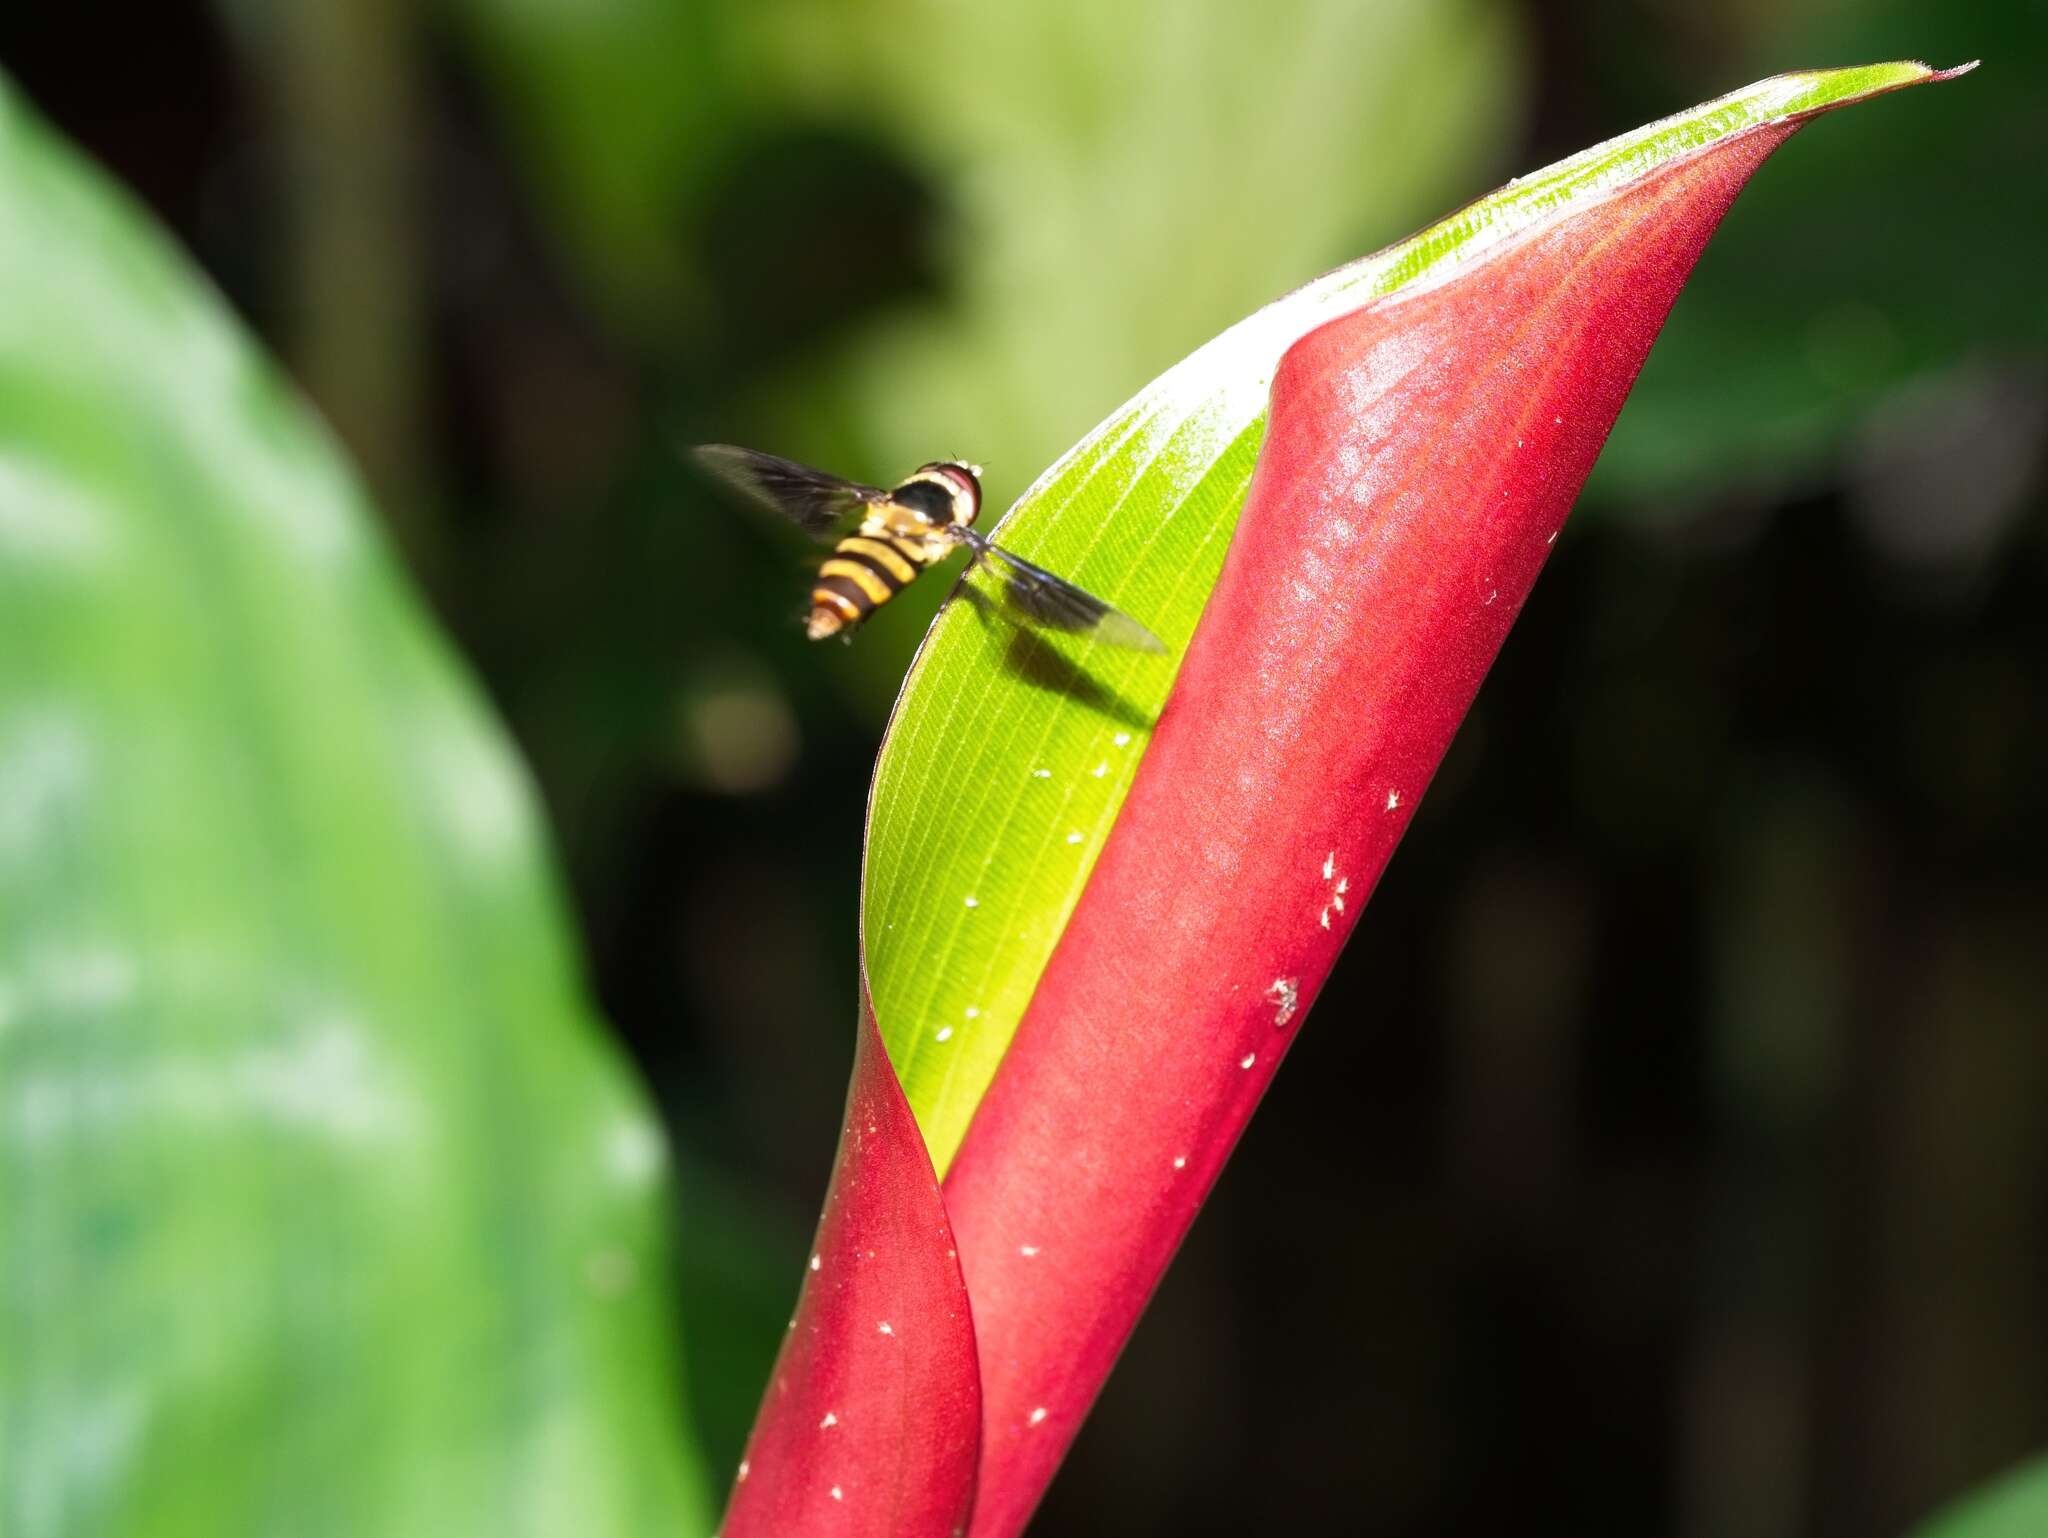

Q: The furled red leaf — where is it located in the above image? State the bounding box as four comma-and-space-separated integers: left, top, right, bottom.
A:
938, 74, 1968, 1538
723, 62, 1966, 1536
718, 998, 979, 1536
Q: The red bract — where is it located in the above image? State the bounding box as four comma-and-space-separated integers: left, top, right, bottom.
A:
724, 67, 1964, 1538
720, 1004, 979, 1536
940, 122, 1792, 1538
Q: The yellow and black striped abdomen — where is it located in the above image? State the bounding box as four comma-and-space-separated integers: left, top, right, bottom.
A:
808, 532, 936, 639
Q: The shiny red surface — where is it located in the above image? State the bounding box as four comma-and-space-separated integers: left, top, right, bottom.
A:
941, 123, 1795, 1538
720, 1000, 980, 1537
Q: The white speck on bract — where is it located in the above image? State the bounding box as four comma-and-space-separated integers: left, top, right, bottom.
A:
1554, 415, 1563, 425
1547, 530, 1558, 545
963, 896, 979, 909
1320, 906, 1331, 930
1386, 789, 1401, 811
830, 1485, 844, 1501
737, 1460, 750, 1482
935, 1026, 953, 1042
1337, 877, 1349, 895
1020, 1244, 1039, 1258
1322, 851, 1336, 880
1173, 1155, 1187, 1169
809, 1254, 820, 1272
1241, 1052, 1257, 1070
877, 1321, 893, 1335
1028, 1407, 1048, 1426
1333, 894, 1346, 914
820, 1411, 838, 1429
1267, 978, 1299, 1027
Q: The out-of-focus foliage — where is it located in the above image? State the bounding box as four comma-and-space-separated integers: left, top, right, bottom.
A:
1591, 0, 2044, 517
450, 0, 1524, 716
0, 72, 715, 1537
1911, 1454, 2048, 1538
440, 0, 733, 330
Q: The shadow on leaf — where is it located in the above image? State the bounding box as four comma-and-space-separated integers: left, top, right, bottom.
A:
954, 586, 1156, 730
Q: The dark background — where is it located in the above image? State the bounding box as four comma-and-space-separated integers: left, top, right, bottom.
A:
6, 1, 2042, 1533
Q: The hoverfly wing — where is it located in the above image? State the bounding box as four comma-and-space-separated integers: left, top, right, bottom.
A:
692, 444, 888, 538
976, 540, 1168, 654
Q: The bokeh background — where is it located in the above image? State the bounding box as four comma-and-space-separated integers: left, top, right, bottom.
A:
6, 0, 2044, 1533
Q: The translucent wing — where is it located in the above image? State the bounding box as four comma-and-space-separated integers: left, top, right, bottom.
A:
692, 443, 889, 537
970, 536, 1168, 654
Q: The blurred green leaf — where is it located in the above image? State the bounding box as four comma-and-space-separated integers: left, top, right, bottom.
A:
440, 0, 734, 333
1909, 1454, 2048, 1538
449, 0, 1529, 719
743, 0, 1525, 543
1592, 3, 2040, 511
862, 62, 1952, 1173
0, 74, 714, 1536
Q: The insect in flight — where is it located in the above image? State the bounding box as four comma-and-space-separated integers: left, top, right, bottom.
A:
692, 445, 1167, 654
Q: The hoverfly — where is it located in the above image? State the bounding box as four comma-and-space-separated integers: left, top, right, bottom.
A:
693, 445, 1166, 654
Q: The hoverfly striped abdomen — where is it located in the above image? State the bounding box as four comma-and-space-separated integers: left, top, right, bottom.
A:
809, 529, 942, 639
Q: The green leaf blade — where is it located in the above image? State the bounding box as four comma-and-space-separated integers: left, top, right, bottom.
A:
0, 73, 714, 1538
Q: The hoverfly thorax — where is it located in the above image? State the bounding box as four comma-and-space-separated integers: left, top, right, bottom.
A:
893, 461, 983, 529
